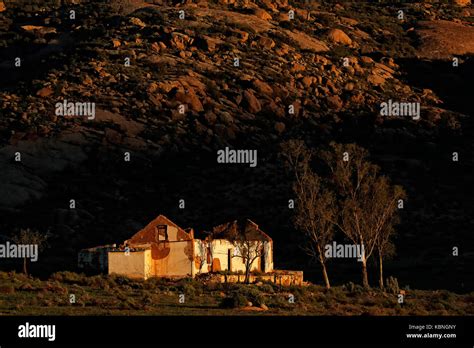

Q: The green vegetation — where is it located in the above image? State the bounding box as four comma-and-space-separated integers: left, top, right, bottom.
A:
0, 271, 471, 316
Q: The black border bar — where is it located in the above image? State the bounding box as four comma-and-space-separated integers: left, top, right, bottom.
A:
0, 316, 472, 345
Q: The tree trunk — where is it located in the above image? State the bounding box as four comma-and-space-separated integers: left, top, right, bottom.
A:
361, 260, 369, 288
320, 261, 331, 289
23, 257, 28, 275
378, 252, 384, 289
245, 259, 251, 284
317, 244, 330, 289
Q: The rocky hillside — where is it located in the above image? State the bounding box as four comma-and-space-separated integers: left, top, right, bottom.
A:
0, 0, 473, 291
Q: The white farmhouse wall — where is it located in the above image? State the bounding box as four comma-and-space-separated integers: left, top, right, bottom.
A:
108, 250, 151, 279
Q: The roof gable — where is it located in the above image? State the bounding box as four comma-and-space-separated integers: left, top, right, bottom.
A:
127, 214, 192, 244
210, 219, 272, 241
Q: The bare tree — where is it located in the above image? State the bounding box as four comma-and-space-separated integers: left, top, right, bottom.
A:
319, 142, 405, 288
12, 228, 49, 275
194, 239, 207, 274
229, 222, 265, 284
376, 228, 396, 289
373, 182, 405, 289
282, 140, 336, 289
236, 241, 264, 284
203, 232, 217, 273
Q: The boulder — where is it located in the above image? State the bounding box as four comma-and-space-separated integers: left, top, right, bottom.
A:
200, 35, 224, 52
258, 36, 276, 49
175, 92, 204, 113
301, 76, 316, 88
327, 28, 352, 45
274, 122, 286, 134
252, 79, 273, 96
453, 0, 471, 6
254, 9, 272, 20
129, 17, 146, 28
284, 29, 329, 52
326, 95, 343, 111
243, 90, 262, 113
36, 87, 54, 98
416, 20, 474, 59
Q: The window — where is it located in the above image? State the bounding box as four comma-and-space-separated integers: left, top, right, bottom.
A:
156, 225, 168, 241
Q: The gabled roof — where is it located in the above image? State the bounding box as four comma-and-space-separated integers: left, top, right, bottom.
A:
127, 214, 192, 244
210, 219, 272, 242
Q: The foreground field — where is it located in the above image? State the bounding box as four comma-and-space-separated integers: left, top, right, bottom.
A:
0, 272, 472, 316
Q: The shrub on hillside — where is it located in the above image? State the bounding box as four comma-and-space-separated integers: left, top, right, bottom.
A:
220, 285, 265, 308
386, 276, 400, 294
258, 283, 275, 294
220, 292, 248, 308
288, 284, 308, 299
176, 277, 204, 296
112, 275, 133, 286
343, 282, 366, 295
85, 275, 115, 289
266, 293, 293, 309
50, 271, 87, 285
0, 285, 15, 294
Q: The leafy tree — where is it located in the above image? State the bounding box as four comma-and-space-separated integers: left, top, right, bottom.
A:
12, 228, 49, 275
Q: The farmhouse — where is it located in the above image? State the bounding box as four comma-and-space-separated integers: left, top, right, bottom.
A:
78, 215, 302, 285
